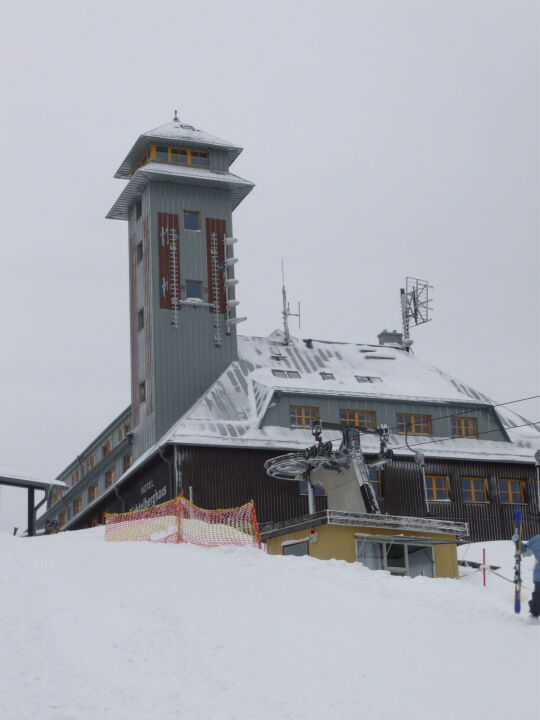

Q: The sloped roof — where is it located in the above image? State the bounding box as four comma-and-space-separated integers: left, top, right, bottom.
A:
114, 119, 243, 179
162, 331, 540, 464
106, 163, 254, 220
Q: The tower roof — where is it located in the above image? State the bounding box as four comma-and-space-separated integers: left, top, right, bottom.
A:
114, 116, 244, 179
106, 163, 254, 219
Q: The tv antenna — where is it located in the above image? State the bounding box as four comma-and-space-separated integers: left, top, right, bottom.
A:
281, 259, 301, 345
400, 277, 433, 348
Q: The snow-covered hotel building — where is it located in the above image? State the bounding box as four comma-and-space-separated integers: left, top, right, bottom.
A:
37, 117, 540, 542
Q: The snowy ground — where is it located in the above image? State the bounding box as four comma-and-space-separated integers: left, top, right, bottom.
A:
1, 530, 538, 720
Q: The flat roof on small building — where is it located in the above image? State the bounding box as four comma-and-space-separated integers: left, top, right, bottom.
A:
260, 510, 469, 542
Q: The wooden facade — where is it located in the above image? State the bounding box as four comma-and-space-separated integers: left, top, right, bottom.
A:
71, 444, 540, 544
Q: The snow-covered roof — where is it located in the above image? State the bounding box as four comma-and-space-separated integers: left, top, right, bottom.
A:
114, 119, 243, 179
107, 163, 254, 220
0, 468, 66, 490
161, 331, 539, 464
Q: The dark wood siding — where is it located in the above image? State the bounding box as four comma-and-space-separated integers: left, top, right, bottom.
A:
72, 446, 539, 542
373, 456, 540, 542
179, 446, 326, 524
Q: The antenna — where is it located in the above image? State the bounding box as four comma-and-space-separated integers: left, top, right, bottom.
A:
400, 277, 433, 348
281, 259, 301, 345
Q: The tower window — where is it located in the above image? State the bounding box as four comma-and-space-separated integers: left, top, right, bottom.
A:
171, 148, 188, 165
136, 241, 143, 263
190, 150, 209, 167
135, 200, 142, 219
138, 309, 144, 331
183, 211, 200, 231
155, 145, 169, 162
148, 145, 209, 168
139, 381, 146, 403
186, 281, 203, 299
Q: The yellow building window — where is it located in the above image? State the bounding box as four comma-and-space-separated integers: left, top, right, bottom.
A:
290, 405, 319, 427
340, 409, 376, 429
52, 489, 64, 504
461, 476, 488, 503
452, 417, 478, 438
123, 452, 133, 472
105, 467, 116, 489
73, 496, 82, 515
144, 145, 209, 168
498, 479, 524, 504
397, 413, 432, 435
102, 438, 112, 457
370, 469, 383, 499
118, 423, 131, 442
425, 475, 450, 501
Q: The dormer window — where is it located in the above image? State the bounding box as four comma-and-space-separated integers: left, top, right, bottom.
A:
272, 369, 301, 379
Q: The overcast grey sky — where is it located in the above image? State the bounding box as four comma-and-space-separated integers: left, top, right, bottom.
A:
0, 0, 538, 530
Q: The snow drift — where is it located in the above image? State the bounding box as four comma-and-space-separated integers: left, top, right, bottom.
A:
0, 530, 538, 720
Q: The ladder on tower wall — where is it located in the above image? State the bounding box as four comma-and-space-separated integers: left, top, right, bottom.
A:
169, 227, 180, 328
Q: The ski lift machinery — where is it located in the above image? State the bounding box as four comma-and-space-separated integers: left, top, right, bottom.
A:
264, 422, 395, 515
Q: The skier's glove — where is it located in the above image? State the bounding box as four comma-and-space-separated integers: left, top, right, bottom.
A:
511, 534, 519, 543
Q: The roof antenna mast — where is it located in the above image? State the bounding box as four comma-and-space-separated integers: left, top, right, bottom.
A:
281, 259, 301, 345
400, 276, 433, 351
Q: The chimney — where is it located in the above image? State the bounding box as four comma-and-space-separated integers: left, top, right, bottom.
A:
377, 329, 403, 347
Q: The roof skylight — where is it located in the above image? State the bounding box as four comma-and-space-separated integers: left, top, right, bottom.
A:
272, 370, 301, 379
355, 376, 382, 384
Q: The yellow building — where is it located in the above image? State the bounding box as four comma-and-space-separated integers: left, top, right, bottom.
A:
261, 510, 469, 579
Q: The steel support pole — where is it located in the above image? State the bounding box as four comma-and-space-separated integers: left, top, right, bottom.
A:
27, 487, 35, 537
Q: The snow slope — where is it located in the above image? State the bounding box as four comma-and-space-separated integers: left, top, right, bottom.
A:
1, 530, 538, 720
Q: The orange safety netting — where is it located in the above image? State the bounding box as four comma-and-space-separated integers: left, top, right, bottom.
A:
105, 495, 261, 549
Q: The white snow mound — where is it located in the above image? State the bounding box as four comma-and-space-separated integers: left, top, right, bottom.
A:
0, 529, 538, 720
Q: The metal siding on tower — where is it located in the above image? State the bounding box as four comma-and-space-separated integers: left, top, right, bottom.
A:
143, 216, 154, 415
139, 183, 238, 449
128, 226, 140, 427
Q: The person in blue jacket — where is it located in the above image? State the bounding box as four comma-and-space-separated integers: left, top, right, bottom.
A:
512, 533, 540, 618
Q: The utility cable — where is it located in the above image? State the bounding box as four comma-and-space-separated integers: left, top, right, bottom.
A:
391, 419, 540, 452
329, 393, 540, 441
